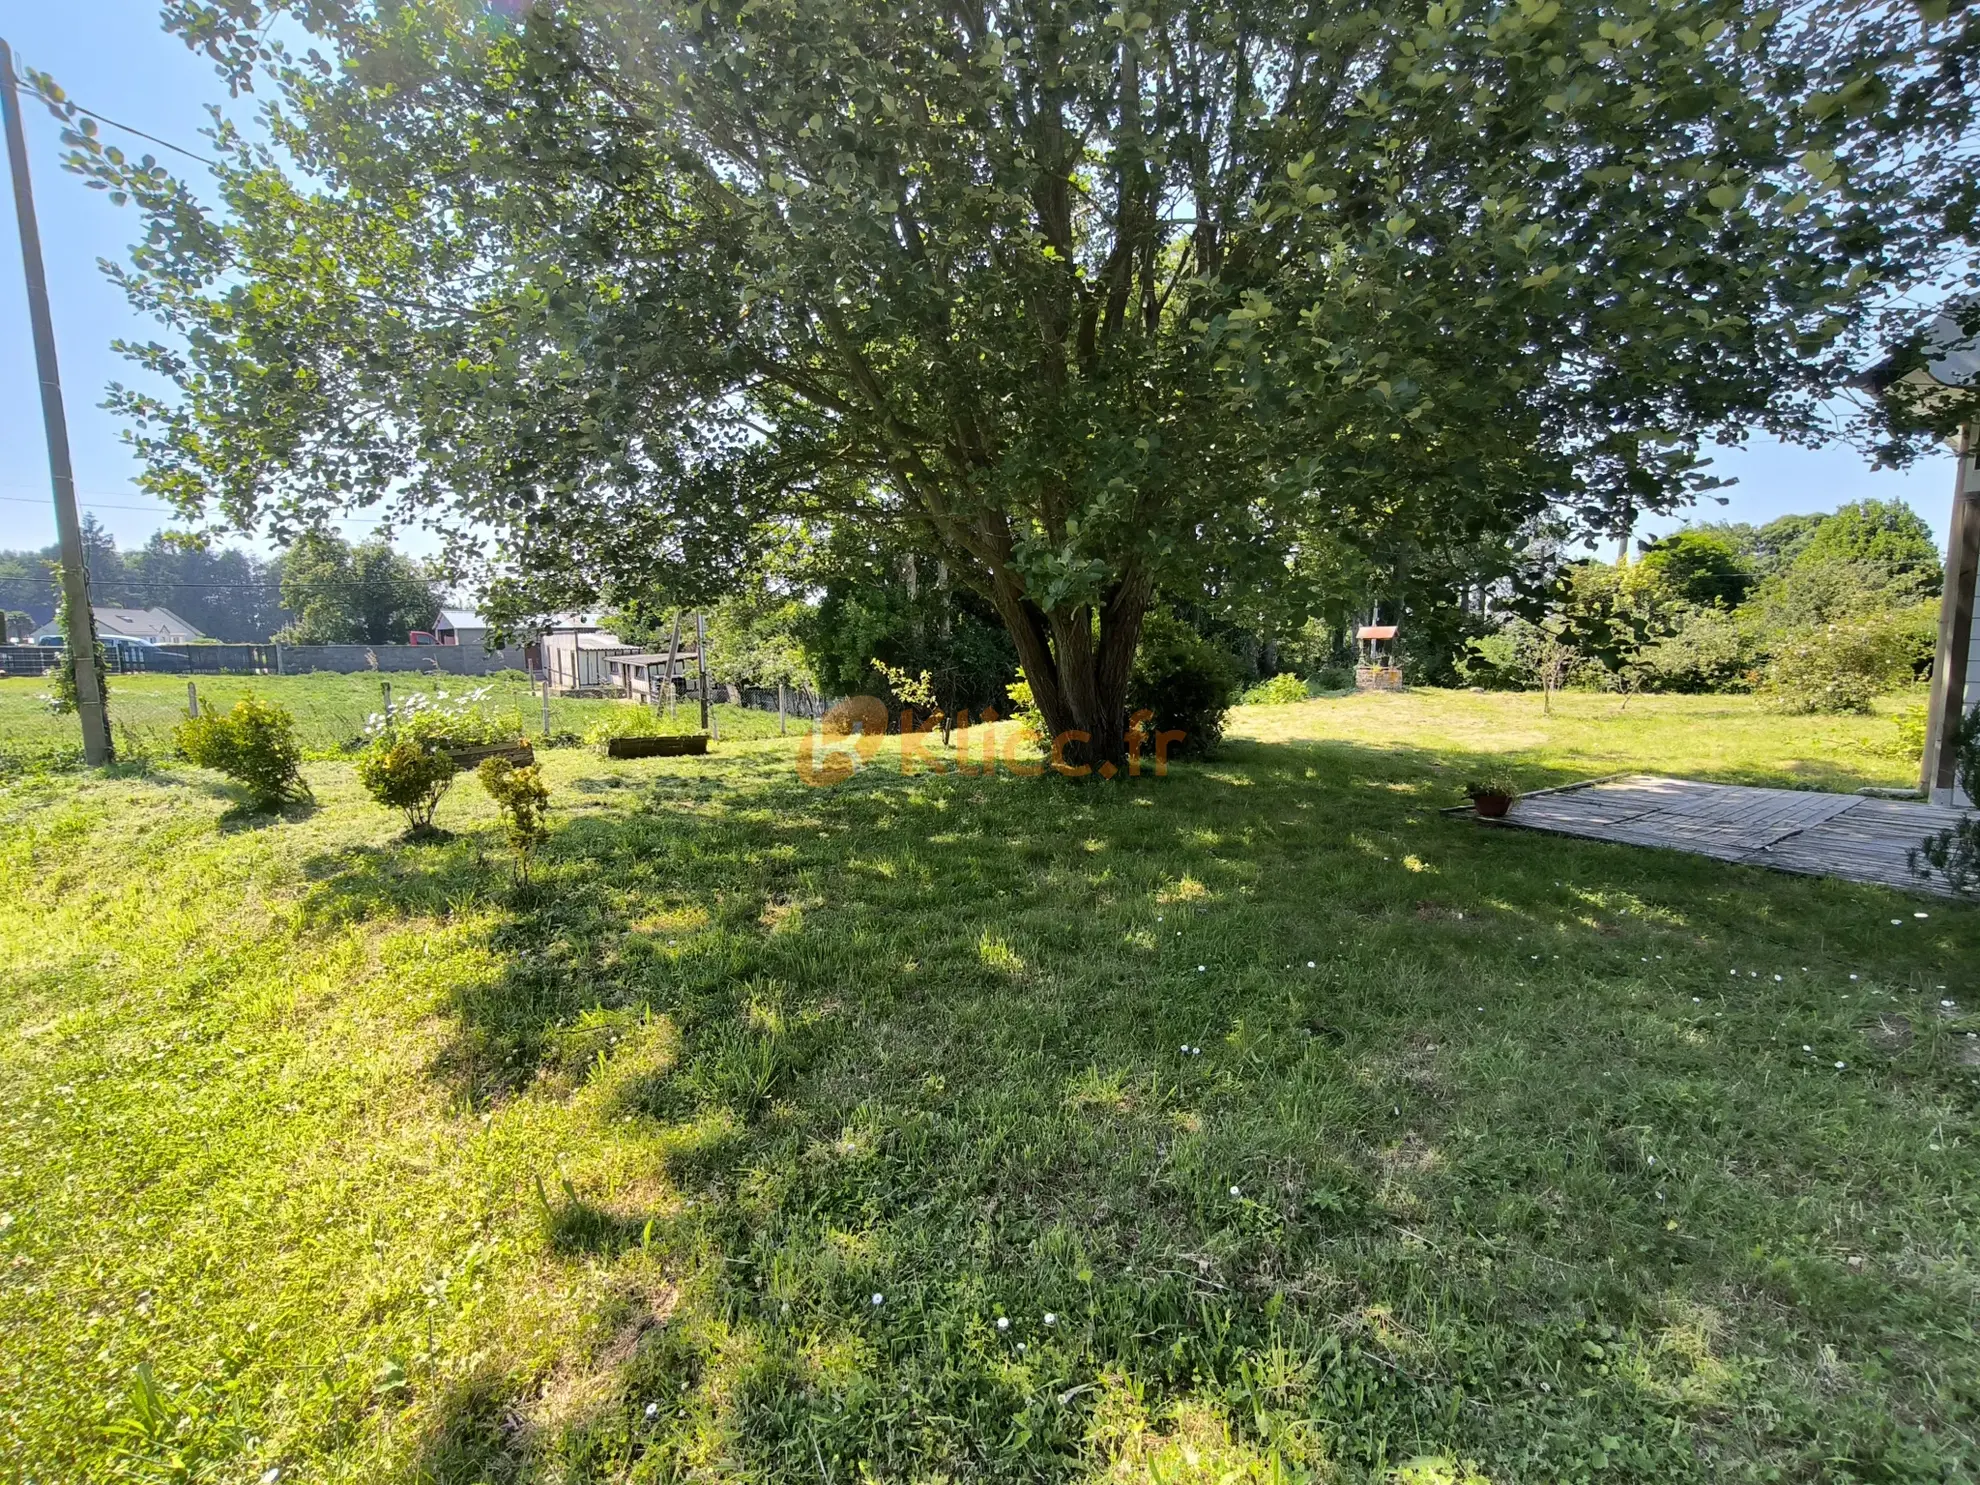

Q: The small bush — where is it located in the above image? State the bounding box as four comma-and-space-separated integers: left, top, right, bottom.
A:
1241, 672, 1309, 706
1763, 615, 1912, 714
1006, 677, 1047, 744
1464, 772, 1521, 801
356, 738, 457, 835
174, 695, 312, 812
1308, 664, 1358, 693
1912, 702, 1980, 894
478, 757, 551, 880
1128, 610, 1240, 759
581, 705, 684, 747
363, 687, 513, 751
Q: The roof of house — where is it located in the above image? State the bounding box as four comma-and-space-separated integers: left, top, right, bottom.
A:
1357, 624, 1399, 640
607, 650, 699, 667
544, 629, 630, 650
92, 606, 204, 640
434, 607, 486, 631
1859, 304, 1980, 396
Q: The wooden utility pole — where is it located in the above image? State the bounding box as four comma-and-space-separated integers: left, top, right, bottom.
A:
2, 38, 109, 764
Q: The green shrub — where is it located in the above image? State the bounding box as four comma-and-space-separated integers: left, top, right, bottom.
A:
1308, 664, 1357, 693
174, 695, 312, 811
1241, 672, 1309, 706
1763, 615, 1913, 714
356, 738, 457, 835
478, 757, 551, 880
1128, 611, 1239, 759
581, 704, 685, 747
1639, 607, 1755, 693
1464, 772, 1521, 801
1005, 677, 1046, 744
363, 686, 513, 750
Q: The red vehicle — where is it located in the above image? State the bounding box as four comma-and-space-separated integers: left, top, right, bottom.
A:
408, 630, 437, 645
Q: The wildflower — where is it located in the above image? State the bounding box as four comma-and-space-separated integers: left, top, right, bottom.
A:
1943, 1000, 1957, 1009
644, 1402, 659, 1420
1834, 1061, 1847, 1070
1917, 912, 1930, 919
996, 1316, 1010, 1331
1850, 974, 1859, 981
1016, 1342, 1027, 1353
261, 1472, 282, 1485
871, 1293, 884, 1307
1803, 1045, 1813, 1052
1229, 1185, 1241, 1197
1043, 1312, 1057, 1326
1307, 961, 1315, 969
1891, 919, 1902, 927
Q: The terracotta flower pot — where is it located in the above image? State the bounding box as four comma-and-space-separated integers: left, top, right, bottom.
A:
1471, 793, 1513, 819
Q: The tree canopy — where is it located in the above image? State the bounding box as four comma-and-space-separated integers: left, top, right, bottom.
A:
37, 0, 1980, 757
276, 531, 440, 645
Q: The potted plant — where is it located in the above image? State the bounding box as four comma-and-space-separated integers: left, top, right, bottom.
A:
1464, 773, 1521, 819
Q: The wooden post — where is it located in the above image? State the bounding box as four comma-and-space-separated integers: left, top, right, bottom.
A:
539, 669, 552, 739
1925, 422, 1980, 802
778, 680, 787, 736
187, 681, 199, 719
381, 680, 392, 719
660, 613, 683, 718
695, 612, 712, 736
275, 643, 285, 675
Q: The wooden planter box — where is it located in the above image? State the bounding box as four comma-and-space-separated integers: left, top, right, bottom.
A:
444, 742, 535, 770
607, 734, 710, 759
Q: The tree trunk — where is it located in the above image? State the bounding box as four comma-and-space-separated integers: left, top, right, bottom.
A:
986, 566, 1152, 771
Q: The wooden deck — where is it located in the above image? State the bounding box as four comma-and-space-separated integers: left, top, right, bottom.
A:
1488, 774, 1973, 897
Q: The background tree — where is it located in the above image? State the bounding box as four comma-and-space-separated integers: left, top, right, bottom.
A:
1637, 530, 1754, 610
276, 531, 439, 645
41, 0, 1980, 762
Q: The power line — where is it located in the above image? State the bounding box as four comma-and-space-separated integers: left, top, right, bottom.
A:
0, 493, 393, 525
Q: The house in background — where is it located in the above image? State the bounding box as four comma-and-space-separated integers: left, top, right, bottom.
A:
606, 645, 700, 703
539, 614, 636, 692
432, 607, 489, 648
30, 606, 205, 646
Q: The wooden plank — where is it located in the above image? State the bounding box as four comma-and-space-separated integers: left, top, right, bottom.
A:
607, 734, 710, 759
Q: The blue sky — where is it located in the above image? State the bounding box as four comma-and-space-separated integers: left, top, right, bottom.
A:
0, 4, 1962, 567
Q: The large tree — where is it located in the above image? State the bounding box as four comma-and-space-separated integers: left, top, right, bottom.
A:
37, 0, 1980, 760
275, 530, 440, 645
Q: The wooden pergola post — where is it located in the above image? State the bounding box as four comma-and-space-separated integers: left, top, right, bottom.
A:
1924, 422, 1980, 802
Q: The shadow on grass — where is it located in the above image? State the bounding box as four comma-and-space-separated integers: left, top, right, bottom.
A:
285, 733, 1980, 1484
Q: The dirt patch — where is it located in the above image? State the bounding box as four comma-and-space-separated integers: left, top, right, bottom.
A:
1864, 1015, 1914, 1054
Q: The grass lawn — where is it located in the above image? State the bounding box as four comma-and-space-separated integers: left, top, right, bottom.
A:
1, 691, 1972, 1483
0, 671, 793, 770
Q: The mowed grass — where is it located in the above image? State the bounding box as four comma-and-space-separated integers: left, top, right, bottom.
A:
1, 692, 1973, 1484
0, 671, 793, 768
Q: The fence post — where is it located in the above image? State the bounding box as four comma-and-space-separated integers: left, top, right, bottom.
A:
778, 681, 787, 736
275, 644, 285, 676
381, 680, 391, 719
187, 681, 198, 719
539, 671, 551, 739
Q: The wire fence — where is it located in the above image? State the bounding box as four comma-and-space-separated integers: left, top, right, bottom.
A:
0, 670, 818, 770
